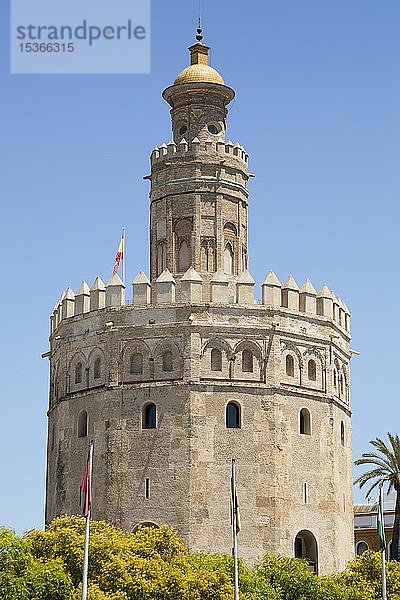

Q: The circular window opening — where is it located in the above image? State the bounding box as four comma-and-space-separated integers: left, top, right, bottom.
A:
178, 125, 188, 136
208, 124, 220, 135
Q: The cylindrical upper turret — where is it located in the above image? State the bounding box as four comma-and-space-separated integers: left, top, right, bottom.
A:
148, 32, 249, 288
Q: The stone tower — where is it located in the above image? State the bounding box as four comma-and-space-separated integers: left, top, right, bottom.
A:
45, 30, 354, 575
149, 38, 249, 299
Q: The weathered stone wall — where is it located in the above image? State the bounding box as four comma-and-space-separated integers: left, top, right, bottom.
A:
46, 299, 353, 574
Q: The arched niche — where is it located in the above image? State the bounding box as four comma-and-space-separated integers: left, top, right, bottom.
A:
224, 242, 234, 275
178, 239, 191, 272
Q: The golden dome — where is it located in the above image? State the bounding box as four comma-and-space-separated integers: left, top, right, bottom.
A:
174, 63, 224, 86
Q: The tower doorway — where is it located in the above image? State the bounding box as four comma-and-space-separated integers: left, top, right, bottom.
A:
294, 530, 318, 574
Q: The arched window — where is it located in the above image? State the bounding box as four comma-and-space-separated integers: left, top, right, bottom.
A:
340, 374, 344, 396
286, 354, 295, 377
130, 352, 143, 375
162, 350, 173, 372
308, 359, 317, 381
356, 541, 368, 556
224, 243, 234, 275
242, 350, 254, 373
299, 408, 311, 435
211, 348, 222, 371
143, 403, 156, 429
93, 357, 101, 379
178, 239, 191, 272
340, 421, 345, 446
75, 362, 83, 384
226, 402, 240, 429
78, 410, 88, 438
201, 239, 216, 272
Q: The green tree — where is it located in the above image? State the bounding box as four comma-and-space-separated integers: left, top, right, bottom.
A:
252, 555, 349, 600
354, 432, 400, 561
337, 550, 400, 599
0, 527, 73, 599
26, 517, 238, 599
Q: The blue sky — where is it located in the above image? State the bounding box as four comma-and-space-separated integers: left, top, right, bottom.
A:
0, 0, 399, 532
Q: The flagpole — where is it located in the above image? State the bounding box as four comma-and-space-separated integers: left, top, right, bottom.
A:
81, 441, 94, 600
382, 547, 387, 600
379, 484, 387, 600
232, 459, 239, 600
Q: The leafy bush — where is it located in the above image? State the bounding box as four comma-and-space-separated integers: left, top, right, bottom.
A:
1, 518, 400, 599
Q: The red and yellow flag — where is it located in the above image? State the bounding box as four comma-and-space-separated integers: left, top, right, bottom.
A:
80, 447, 92, 518
113, 230, 124, 274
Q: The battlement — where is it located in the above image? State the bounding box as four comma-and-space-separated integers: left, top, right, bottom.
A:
150, 138, 249, 168
50, 268, 350, 335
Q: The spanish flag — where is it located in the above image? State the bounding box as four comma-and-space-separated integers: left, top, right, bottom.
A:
80, 444, 93, 518
113, 230, 124, 274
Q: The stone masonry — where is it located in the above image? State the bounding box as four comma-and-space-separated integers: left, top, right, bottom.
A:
45, 31, 354, 575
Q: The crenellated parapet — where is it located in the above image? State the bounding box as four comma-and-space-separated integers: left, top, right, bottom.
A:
150, 138, 249, 166
50, 273, 125, 334
50, 267, 350, 336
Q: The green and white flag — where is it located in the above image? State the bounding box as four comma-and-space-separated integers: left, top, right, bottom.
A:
378, 484, 386, 551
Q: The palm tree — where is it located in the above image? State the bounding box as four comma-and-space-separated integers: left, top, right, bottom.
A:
354, 432, 400, 561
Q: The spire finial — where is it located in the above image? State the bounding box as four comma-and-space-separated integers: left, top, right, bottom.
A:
196, 16, 203, 42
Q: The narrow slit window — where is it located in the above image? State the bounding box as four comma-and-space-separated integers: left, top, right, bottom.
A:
145, 477, 150, 499
340, 421, 345, 446
303, 482, 308, 503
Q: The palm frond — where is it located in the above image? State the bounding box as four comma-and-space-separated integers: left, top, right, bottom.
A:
387, 432, 400, 468
355, 456, 391, 469
354, 433, 400, 500
354, 469, 387, 489
364, 476, 389, 499
370, 438, 399, 470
